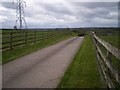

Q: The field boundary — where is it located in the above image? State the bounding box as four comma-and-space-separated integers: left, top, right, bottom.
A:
91, 32, 120, 88
1, 30, 72, 51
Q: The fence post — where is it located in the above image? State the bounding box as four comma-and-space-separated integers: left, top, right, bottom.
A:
10, 32, 13, 49
42, 30, 43, 41
46, 31, 48, 40
43, 30, 45, 40
45, 30, 47, 40
34, 31, 36, 44
42, 30, 43, 40
25, 31, 27, 46
51, 30, 54, 40
107, 50, 112, 63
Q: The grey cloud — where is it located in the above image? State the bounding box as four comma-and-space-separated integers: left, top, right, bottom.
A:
1, 2, 118, 28
2, 2, 17, 10
39, 3, 74, 15
71, 2, 118, 22
70, 2, 117, 10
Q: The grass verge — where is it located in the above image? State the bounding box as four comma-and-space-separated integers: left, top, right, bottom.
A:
57, 35, 103, 88
2, 36, 73, 64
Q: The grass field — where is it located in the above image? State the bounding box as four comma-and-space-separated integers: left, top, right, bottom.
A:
58, 35, 103, 88
100, 35, 119, 48
2, 30, 74, 64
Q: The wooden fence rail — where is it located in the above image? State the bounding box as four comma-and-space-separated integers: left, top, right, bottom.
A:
1, 30, 72, 51
91, 32, 120, 88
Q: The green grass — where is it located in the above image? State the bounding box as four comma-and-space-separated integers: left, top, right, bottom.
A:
58, 35, 103, 88
100, 35, 119, 48
2, 35, 73, 64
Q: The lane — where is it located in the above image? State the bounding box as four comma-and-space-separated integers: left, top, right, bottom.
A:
3, 37, 84, 88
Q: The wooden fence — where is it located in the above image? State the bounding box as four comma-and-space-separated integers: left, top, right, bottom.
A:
91, 32, 120, 88
1, 30, 72, 51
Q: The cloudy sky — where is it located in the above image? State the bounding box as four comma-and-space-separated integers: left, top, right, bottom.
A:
0, 0, 119, 29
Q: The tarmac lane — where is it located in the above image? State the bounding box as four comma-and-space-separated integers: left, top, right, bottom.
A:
3, 37, 84, 88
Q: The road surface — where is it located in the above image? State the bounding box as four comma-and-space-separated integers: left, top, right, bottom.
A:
3, 37, 84, 88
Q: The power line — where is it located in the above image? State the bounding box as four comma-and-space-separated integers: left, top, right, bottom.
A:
13, 0, 27, 30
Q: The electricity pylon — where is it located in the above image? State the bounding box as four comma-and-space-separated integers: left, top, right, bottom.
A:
13, 0, 27, 30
